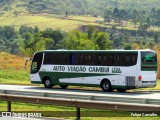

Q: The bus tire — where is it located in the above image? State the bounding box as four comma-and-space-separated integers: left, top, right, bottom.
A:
116, 89, 127, 92
100, 79, 113, 92
59, 85, 68, 89
44, 78, 53, 88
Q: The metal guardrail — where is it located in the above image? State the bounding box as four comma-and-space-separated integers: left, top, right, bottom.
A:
0, 89, 160, 105
0, 94, 160, 112
0, 89, 160, 119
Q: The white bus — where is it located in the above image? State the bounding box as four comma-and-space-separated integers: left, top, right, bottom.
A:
29, 50, 157, 92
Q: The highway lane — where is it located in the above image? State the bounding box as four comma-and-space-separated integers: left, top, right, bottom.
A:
0, 84, 160, 100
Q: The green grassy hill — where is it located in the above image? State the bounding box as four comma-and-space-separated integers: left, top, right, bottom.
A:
0, 0, 104, 31
1, 0, 160, 16
0, 0, 160, 31
0, 13, 103, 31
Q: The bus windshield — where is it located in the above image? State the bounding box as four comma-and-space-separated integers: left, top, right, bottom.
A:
141, 51, 157, 71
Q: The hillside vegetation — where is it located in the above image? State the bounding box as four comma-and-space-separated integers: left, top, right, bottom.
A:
0, 51, 25, 69
0, 0, 160, 16
0, 51, 30, 84
0, 14, 100, 31
0, 0, 160, 33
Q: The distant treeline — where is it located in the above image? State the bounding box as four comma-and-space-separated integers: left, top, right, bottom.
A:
0, 25, 160, 57
25, 0, 160, 16
104, 7, 160, 29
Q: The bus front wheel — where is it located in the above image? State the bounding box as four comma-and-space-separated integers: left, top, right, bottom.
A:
59, 85, 68, 89
101, 80, 113, 92
44, 78, 53, 88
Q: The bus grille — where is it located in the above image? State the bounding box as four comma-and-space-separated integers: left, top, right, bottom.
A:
125, 76, 135, 86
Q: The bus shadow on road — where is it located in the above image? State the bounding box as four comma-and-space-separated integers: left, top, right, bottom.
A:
23, 86, 158, 96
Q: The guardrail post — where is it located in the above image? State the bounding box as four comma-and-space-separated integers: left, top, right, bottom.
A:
7, 101, 11, 112
76, 107, 80, 120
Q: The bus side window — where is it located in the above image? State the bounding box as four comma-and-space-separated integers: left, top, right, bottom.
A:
88, 53, 94, 65
120, 53, 125, 66
132, 54, 137, 65
74, 54, 80, 65
43, 53, 50, 64
100, 53, 110, 66
108, 53, 113, 66
100, 54, 106, 66
123, 53, 138, 66
43, 53, 56, 64
98, 54, 101, 65
84, 53, 90, 65
54, 53, 58, 64
113, 53, 120, 66
125, 54, 130, 66
100, 54, 103, 65
79, 54, 84, 65
70, 54, 75, 65
93, 53, 99, 65
63, 53, 70, 65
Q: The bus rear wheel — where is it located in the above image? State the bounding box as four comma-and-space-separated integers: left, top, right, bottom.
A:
101, 80, 113, 92
59, 85, 68, 89
44, 78, 53, 88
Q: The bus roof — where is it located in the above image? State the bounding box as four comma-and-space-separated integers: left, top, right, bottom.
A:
35, 49, 156, 54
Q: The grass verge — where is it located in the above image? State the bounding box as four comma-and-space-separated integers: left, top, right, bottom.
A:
0, 101, 159, 120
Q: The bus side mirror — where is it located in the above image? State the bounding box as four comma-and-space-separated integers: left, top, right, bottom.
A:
25, 58, 32, 67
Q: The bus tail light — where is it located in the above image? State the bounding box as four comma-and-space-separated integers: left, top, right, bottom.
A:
138, 76, 142, 81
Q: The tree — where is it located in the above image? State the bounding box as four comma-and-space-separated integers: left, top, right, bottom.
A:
63, 26, 113, 50
19, 32, 52, 57
63, 30, 96, 50
131, 42, 141, 50
94, 31, 113, 50
154, 34, 159, 43
34, 26, 40, 33
123, 43, 131, 50
113, 7, 119, 23
87, 25, 95, 39
133, 9, 138, 28
155, 10, 160, 28
106, 27, 121, 48
19, 32, 33, 56
151, 7, 156, 16
146, 17, 151, 28
139, 23, 149, 31
42, 29, 65, 49
3, 26, 17, 40
119, 9, 127, 26
65, 10, 69, 17
104, 9, 112, 24
19, 25, 34, 37
144, 42, 154, 49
